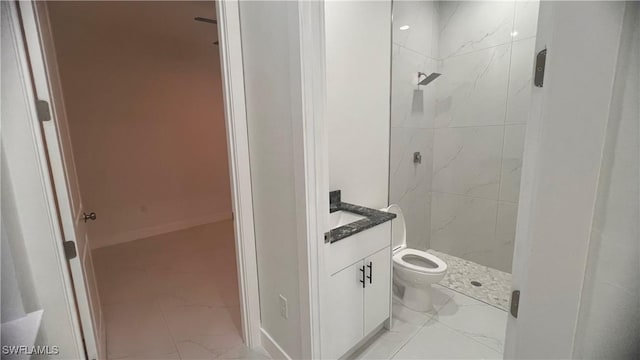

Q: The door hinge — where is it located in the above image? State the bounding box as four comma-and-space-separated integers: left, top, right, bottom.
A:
36, 99, 51, 122
510, 290, 520, 318
63, 240, 77, 260
534, 48, 547, 87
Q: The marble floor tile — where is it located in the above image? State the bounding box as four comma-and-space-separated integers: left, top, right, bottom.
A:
357, 294, 505, 360
112, 352, 181, 360
96, 266, 158, 306
217, 345, 271, 359
103, 301, 177, 359
353, 300, 434, 360
162, 304, 240, 343
392, 318, 503, 359
435, 290, 509, 353
93, 221, 263, 360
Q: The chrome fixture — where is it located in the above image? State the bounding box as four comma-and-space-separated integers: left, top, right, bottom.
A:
418, 72, 442, 86
413, 151, 422, 164
82, 212, 97, 222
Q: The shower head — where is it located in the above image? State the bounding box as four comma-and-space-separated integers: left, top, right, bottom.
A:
418, 72, 442, 86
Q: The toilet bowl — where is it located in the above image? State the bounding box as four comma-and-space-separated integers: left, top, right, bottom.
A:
385, 204, 447, 312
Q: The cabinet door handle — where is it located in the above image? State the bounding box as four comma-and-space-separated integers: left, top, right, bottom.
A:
360, 265, 366, 288
367, 261, 372, 284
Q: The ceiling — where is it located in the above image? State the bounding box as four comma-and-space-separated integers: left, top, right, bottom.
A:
48, 1, 219, 53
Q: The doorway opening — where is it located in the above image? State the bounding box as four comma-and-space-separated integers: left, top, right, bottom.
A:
43, 2, 260, 358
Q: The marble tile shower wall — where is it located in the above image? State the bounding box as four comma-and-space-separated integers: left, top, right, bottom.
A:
390, 1, 539, 272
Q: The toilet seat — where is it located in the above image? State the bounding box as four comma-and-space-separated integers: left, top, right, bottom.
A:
393, 248, 447, 274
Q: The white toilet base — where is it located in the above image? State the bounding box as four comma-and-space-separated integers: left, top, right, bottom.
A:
397, 283, 434, 312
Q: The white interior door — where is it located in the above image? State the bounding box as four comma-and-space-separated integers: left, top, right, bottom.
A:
18, 2, 105, 359
505, 2, 627, 358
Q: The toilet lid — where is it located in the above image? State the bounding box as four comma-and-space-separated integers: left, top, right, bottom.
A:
385, 204, 406, 251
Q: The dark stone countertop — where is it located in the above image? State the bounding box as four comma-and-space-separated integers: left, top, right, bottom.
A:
325, 190, 396, 244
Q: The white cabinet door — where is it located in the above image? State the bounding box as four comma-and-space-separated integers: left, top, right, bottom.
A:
364, 246, 391, 335
324, 261, 365, 359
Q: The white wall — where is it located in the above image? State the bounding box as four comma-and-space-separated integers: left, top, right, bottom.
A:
47, 1, 231, 248
238, 2, 307, 358
573, 2, 640, 358
326, 1, 392, 210
389, 1, 539, 272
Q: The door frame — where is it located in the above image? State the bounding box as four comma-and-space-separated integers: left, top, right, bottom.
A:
217, 1, 326, 356
215, 0, 262, 348
295, 1, 327, 358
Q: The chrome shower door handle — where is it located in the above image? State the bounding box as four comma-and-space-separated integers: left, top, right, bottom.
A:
83, 212, 97, 222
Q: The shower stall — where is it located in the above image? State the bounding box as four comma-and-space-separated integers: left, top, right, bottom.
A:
389, 0, 540, 308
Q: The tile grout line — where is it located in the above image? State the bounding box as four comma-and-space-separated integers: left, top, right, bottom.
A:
427, 315, 505, 356
435, 282, 508, 312
388, 293, 455, 359
432, 285, 506, 355
144, 264, 182, 359
396, 35, 535, 62
391, 123, 527, 130
430, 189, 519, 203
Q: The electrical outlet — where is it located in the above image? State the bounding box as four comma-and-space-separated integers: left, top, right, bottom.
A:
279, 294, 288, 319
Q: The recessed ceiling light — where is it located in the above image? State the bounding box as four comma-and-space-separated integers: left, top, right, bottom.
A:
399, 25, 410, 31
510, 30, 519, 37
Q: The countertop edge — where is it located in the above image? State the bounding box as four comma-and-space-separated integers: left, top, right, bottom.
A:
326, 202, 396, 243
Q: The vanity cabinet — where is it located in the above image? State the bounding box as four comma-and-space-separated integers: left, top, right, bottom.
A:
325, 246, 391, 359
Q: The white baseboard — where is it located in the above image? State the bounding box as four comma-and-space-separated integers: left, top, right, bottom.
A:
94, 211, 232, 249
260, 328, 291, 360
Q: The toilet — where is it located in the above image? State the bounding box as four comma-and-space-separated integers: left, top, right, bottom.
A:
385, 204, 447, 312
